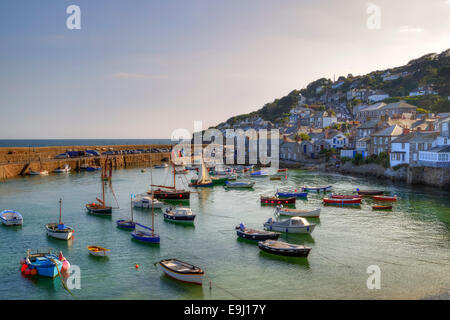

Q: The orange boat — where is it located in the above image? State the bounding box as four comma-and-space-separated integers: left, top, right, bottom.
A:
372, 195, 397, 202
372, 205, 392, 210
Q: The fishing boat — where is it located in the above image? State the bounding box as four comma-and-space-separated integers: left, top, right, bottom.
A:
224, 181, 255, 189
356, 189, 384, 196
131, 223, 160, 244
86, 163, 113, 215
163, 207, 196, 223
275, 205, 321, 218
331, 194, 362, 199
45, 199, 74, 240
116, 194, 137, 230
159, 259, 204, 285
235, 223, 280, 241
0, 210, 23, 226
87, 246, 110, 257
189, 159, 213, 187
264, 217, 315, 234
372, 195, 397, 202
53, 164, 71, 174
260, 196, 296, 205
150, 161, 190, 200
372, 205, 393, 210
276, 190, 308, 198
258, 240, 311, 258
301, 185, 332, 192
323, 197, 362, 205
133, 194, 164, 209
21, 250, 69, 278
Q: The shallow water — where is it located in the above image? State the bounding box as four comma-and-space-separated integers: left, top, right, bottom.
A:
0, 168, 449, 300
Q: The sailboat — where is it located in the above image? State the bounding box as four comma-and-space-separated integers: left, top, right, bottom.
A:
116, 194, 136, 230
86, 162, 113, 216
28, 158, 49, 176
149, 157, 190, 200
46, 199, 74, 240
189, 158, 213, 187
131, 191, 160, 243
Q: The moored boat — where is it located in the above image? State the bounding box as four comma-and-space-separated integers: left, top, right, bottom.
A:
133, 194, 164, 209
301, 185, 332, 192
372, 205, 393, 210
235, 223, 280, 241
276, 190, 308, 198
330, 194, 362, 199
159, 259, 204, 285
87, 245, 110, 257
163, 207, 196, 223
1, 210, 23, 226
224, 181, 255, 189
275, 205, 321, 218
154, 163, 169, 169
264, 217, 315, 234
270, 176, 282, 180
323, 197, 362, 205
131, 223, 160, 244
258, 240, 311, 257
53, 164, 71, 173
372, 195, 397, 202
356, 189, 384, 196
117, 194, 137, 230
21, 250, 69, 278
250, 171, 269, 177
46, 199, 74, 240
261, 196, 296, 205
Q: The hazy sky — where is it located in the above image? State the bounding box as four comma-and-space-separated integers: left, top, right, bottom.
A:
0, 0, 449, 139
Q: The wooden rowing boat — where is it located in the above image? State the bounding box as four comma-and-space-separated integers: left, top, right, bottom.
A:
258, 240, 311, 258
372, 205, 393, 210
323, 197, 362, 205
275, 206, 321, 218
87, 246, 110, 257
331, 194, 362, 199
356, 189, 384, 196
159, 259, 204, 285
372, 195, 397, 202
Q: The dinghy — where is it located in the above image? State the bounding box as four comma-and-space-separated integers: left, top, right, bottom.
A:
117, 194, 136, 230
236, 223, 280, 241
53, 164, 71, 173
224, 181, 255, 189
87, 246, 110, 257
86, 163, 113, 216
275, 205, 321, 218
46, 199, 74, 240
276, 190, 308, 198
131, 223, 160, 244
372, 205, 393, 210
0, 210, 23, 226
323, 198, 362, 205
372, 195, 397, 202
331, 194, 362, 199
250, 171, 269, 177
301, 185, 332, 192
258, 240, 311, 257
356, 189, 384, 196
163, 207, 196, 223
21, 250, 69, 278
261, 196, 296, 205
159, 259, 204, 285
264, 217, 315, 234
270, 176, 282, 180
154, 163, 169, 169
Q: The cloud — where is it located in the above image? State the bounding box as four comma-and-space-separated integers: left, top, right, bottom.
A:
111, 72, 168, 80
399, 26, 424, 33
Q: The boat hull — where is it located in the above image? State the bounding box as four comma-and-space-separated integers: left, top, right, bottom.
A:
46, 228, 74, 240
163, 213, 196, 223
261, 197, 296, 205
88, 246, 110, 257
302, 186, 332, 192
158, 261, 204, 285
116, 220, 136, 229
236, 229, 280, 241
323, 198, 362, 205
276, 192, 308, 198
0, 210, 23, 226
86, 204, 112, 215
276, 208, 321, 218
152, 190, 190, 200
258, 242, 311, 257
263, 223, 315, 234
131, 231, 160, 243
372, 196, 397, 202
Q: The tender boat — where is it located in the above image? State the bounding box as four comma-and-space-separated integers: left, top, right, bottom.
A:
261, 196, 296, 205
275, 205, 321, 218
264, 217, 315, 234
163, 207, 196, 223
53, 164, 71, 173
133, 194, 164, 209
258, 240, 311, 257
331, 194, 362, 199
301, 185, 332, 192
86, 166, 101, 171
372, 195, 397, 202
154, 163, 169, 169
28, 169, 49, 176
224, 181, 255, 189
323, 198, 362, 205
276, 190, 308, 198
270, 176, 282, 180
87, 245, 110, 257
131, 223, 160, 244
1, 210, 23, 226
250, 171, 269, 177
356, 189, 384, 196
21, 250, 69, 278
235, 223, 280, 241
372, 205, 393, 210
159, 259, 204, 285
210, 176, 229, 185
46, 199, 74, 240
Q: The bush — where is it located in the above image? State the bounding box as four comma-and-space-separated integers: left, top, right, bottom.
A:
341, 157, 351, 164
352, 153, 364, 166
392, 163, 409, 171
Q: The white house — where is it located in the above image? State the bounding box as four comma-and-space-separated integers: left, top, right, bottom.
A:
368, 92, 390, 103
418, 119, 450, 167
409, 87, 438, 97
390, 133, 414, 167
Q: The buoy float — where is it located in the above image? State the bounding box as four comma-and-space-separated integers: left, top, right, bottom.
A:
135, 264, 139, 269
21, 264, 28, 273
25, 268, 32, 275
31, 269, 37, 276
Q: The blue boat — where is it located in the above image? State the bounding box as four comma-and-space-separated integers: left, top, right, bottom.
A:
276, 191, 308, 198
302, 185, 332, 192
25, 252, 63, 278
131, 223, 160, 244
250, 171, 268, 177
224, 181, 255, 189
116, 220, 136, 230
86, 166, 101, 172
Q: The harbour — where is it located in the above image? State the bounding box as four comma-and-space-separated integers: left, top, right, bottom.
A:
0, 166, 448, 299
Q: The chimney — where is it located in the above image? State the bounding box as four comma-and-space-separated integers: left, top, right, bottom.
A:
325, 129, 329, 139
283, 135, 287, 142
402, 128, 410, 135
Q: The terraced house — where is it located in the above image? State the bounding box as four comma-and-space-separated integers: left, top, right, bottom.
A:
369, 124, 403, 155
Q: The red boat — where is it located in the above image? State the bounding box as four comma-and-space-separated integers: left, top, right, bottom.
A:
323, 198, 362, 205
277, 168, 288, 173
331, 194, 362, 199
372, 195, 397, 202
260, 196, 296, 205
372, 205, 392, 210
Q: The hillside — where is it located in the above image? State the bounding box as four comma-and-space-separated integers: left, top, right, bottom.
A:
218, 49, 450, 127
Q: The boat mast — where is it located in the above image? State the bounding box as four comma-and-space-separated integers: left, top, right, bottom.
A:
130, 194, 133, 222
59, 198, 62, 224
151, 189, 155, 237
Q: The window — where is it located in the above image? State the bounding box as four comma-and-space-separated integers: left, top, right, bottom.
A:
402, 143, 405, 149
402, 154, 405, 161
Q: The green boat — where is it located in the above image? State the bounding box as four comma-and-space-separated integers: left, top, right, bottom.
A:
211, 176, 229, 185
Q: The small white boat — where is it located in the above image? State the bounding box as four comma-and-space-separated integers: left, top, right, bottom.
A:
87, 245, 110, 257
1, 210, 23, 226
133, 195, 164, 209
154, 163, 169, 169
264, 217, 315, 234
159, 259, 204, 285
46, 199, 74, 240
275, 205, 321, 218
53, 164, 71, 173
28, 169, 49, 176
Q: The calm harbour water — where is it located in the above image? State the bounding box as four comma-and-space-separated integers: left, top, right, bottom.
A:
0, 168, 448, 300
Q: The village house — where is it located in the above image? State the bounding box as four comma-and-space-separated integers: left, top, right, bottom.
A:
346, 88, 372, 102
310, 111, 337, 128
368, 91, 390, 103
418, 119, 450, 167
380, 101, 417, 119
369, 124, 403, 155
409, 86, 438, 97
357, 102, 386, 120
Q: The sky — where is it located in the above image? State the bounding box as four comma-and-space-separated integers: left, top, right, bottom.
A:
0, 0, 449, 139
